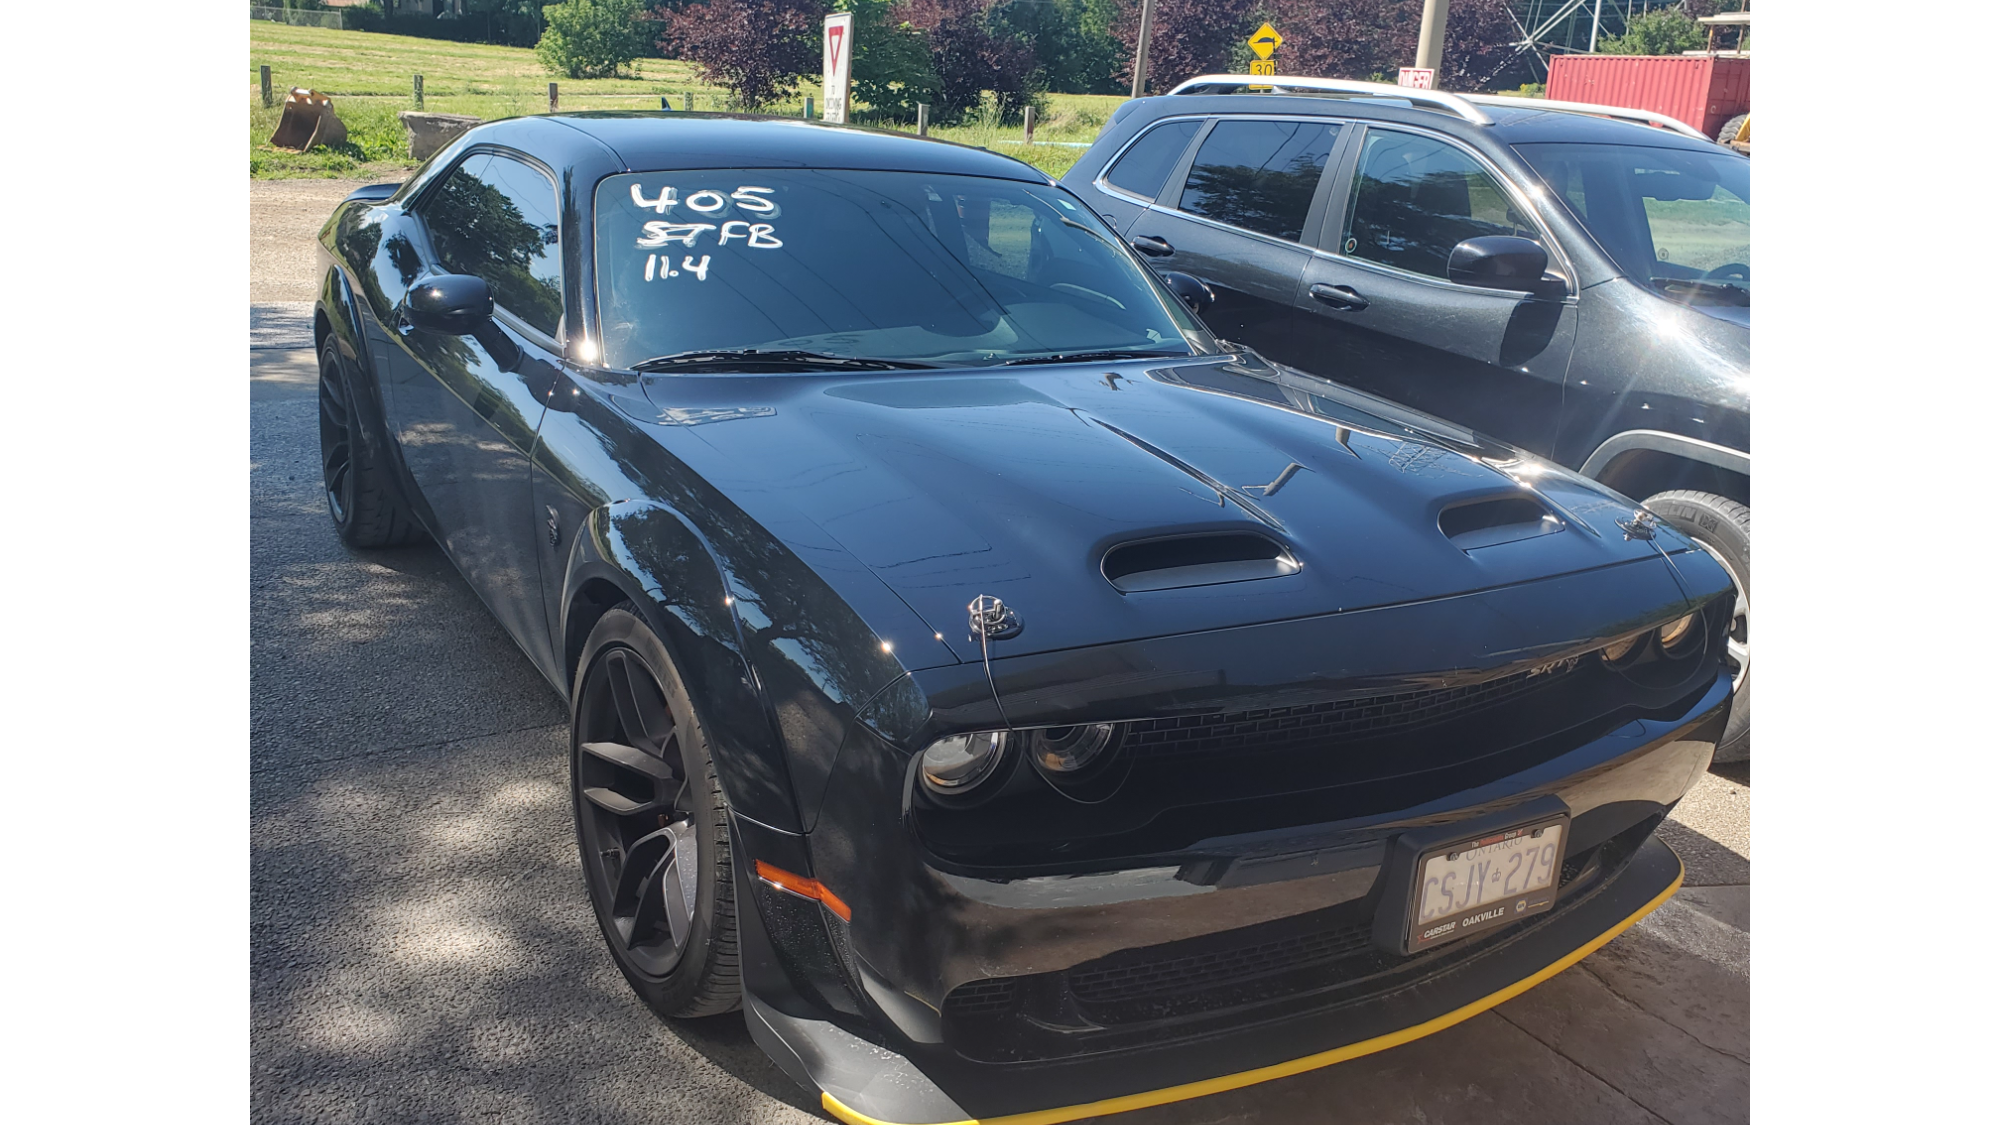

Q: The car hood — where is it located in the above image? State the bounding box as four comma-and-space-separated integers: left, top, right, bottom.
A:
641, 355, 1690, 663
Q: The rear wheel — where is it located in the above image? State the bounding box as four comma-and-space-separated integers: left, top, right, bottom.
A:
317, 336, 422, 548
1716, 113, 1749, 146
571, 605, 741, 1017
1646, 490, 1749, 762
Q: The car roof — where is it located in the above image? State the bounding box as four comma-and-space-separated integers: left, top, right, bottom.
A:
1115, 93, 1727, 155
515, 112, 1053, 182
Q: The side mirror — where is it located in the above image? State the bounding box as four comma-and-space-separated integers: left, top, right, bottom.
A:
404, 273, 494, 334
1158, 270, 1215, 314
1446, 236, 1551, 293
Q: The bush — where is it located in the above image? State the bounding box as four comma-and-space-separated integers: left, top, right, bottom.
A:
660, 0, 821, 108
843, 0, 942, 120
537, 0, 649, 78
1599, 7, 1706, 56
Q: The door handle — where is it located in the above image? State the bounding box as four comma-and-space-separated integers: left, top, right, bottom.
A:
1131, 235, 1175, 257
1309, 283, 1369, 311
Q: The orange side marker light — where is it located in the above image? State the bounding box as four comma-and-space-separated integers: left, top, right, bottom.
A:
754, 860, 853, 921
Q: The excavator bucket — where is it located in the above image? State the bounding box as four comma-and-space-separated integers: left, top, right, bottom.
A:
269, 88, 347, 152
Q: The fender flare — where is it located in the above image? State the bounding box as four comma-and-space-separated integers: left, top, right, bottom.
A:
559, 499, 806, 834
1578, 429, 1750, 482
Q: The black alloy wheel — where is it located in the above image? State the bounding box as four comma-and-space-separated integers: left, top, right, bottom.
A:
318, 337, 356, 528
317, 336, 423, 548
1647, 490, 1750, 763
571, 605, 740, 1017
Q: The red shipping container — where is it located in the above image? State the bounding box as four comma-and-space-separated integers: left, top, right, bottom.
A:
1545, 55, 1749, 139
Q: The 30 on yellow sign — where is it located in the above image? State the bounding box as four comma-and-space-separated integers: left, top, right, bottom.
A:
1250, 59, 1276, 77
1248, 22, 1283, 60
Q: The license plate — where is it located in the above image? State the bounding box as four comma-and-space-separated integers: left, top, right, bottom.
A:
1405, 818, 1566, 953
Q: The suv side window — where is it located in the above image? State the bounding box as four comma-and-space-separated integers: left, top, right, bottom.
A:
1103, 119, 1203, 200
1342, 129, 1537, 280
1175, 119, 1340, 243
423, 152, 564, 337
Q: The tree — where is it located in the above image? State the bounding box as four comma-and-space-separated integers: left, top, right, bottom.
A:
895, 0, 1037, 120
840, 0, 941, 119
1234, 0, 1525, 91
1113, 0, 1254, 94
537, 0, 648, 77
660, 0, 822, 107
1599, 7, 1706, 56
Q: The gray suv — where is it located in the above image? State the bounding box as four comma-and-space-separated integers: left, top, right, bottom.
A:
1063, 77, 1751, 761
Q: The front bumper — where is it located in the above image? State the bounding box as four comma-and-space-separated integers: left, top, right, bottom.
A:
750, 835, 1685, 1125
729, 656, 1726, 1124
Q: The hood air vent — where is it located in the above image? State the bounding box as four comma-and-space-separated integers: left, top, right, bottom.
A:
1103, 533, 1300, 593
1439, 496, 1563, 551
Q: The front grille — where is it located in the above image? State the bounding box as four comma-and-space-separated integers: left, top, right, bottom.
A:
943, 978, 1020, 1017
1122, 665, 1568, 761
1066, 922, 1375, 1010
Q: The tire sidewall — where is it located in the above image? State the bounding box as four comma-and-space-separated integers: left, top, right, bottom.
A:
570, 606, 732, 1014
1646, 491, 1750, 760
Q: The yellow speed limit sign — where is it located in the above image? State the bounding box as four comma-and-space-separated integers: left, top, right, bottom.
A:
1248, 22, 1281, 78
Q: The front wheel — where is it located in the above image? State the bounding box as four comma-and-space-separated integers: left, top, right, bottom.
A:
1646, 490, 1750, 762
571, 605, 741, 1018
317, 336, 423, 548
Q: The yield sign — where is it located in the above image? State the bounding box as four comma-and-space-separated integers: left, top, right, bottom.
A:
1248, 23, 1282, 60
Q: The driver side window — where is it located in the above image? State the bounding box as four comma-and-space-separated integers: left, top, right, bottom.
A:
423, 152, 564, 337
1342, 130, 1537, 280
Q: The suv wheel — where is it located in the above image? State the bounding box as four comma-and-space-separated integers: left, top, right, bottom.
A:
1646, 490, 1749, 763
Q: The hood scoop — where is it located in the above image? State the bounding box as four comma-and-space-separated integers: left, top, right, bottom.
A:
1439, 495, 1563, 551
1103, 533, 1301, 593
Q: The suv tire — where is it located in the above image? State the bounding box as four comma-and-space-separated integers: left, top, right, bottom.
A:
1645, 490, 1749, 763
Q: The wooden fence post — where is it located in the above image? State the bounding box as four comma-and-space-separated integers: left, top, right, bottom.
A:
260, 65, 272, 108
413, 74, 424, 109
548, 83, 558, 112
917, 104, 929, 137
1023, 105, 1036, 145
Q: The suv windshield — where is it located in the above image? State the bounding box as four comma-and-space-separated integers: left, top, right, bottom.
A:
592, 169, 1207, 370
1515, 142, 1749, 305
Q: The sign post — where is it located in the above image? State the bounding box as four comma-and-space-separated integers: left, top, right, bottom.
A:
822, 13, 853, 125
1247, 23, 1282, 80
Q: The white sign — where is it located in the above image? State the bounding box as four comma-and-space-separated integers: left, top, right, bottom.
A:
823, 13, 853, 125
1397, 67, 1436, 90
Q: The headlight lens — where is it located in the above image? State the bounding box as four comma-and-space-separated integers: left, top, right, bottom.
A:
1600, 633, 1641, 663
919, 731, 1009, 792
1658, 612, 1697, 651
1029, 724, 1119, 774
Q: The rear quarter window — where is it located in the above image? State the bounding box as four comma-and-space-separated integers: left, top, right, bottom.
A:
1104, 120, 1203, 200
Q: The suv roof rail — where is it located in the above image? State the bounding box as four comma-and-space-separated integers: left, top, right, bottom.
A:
1456, 93, 1710, 141
1165, 75, 1494, 127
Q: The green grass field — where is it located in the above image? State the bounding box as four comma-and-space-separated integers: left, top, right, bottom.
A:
250, 22, 1116, 180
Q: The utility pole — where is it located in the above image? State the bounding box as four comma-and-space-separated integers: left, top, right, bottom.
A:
1130, 0, 1156, 99
1414, 0, 1451, 73
1589, 0, 1604, 52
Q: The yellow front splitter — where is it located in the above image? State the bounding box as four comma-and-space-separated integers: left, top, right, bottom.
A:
824, 855, 1684, 1125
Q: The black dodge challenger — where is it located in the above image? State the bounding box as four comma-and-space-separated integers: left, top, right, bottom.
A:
312, 114, 1733, 1125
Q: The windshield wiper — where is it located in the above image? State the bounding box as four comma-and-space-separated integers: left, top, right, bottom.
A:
1654, 278, 1749, 307
630, 348, 941, 373
1000, 349, 1190, 367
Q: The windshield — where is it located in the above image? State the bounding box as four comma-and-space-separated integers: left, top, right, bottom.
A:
1514, 142, 1749, 305
592, 169, 1208, 370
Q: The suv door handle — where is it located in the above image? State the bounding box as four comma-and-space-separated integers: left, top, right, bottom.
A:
1309, 283, 1369, 311
1131, 235, 1174, 257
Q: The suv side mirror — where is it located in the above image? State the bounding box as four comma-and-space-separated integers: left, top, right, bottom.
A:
1446, 236, 1551, 293
1158, 270, 1215, 314
404, 273, 494, 334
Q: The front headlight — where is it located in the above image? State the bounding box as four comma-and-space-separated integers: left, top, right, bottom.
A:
1030, 724, 1119, 774
919, 730, 1009, 792
1657, 612, 1697, 651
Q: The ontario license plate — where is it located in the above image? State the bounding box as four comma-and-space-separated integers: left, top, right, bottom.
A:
1406, 818, 1566, 953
